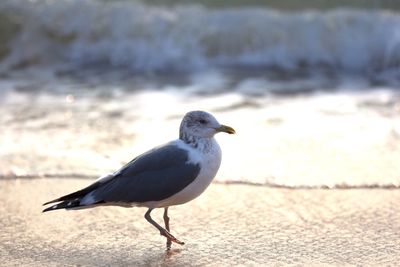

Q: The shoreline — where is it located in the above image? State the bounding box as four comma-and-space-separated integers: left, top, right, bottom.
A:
2, 175, 400, 190
1, 178, 399, 266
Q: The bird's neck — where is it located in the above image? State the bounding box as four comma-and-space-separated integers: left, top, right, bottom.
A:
180, 134, 216, 153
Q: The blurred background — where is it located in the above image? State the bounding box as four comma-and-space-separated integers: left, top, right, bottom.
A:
1, 0, 400, 188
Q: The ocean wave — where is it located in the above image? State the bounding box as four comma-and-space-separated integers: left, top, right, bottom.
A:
1, 0, 400, 74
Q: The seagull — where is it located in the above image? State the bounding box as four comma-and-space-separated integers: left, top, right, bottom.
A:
43, 110, 235, 249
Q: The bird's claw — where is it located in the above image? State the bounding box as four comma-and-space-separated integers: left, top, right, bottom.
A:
160, 230, 185, 245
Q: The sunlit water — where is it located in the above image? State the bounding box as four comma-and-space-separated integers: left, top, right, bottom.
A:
1, 69, 400, 188
1, 0, 400, 188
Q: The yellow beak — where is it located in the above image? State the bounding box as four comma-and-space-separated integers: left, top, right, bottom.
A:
216, 124, 236, 134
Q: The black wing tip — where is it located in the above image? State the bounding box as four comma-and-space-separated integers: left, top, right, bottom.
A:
42, 206, 53, 213
43, 196, 64, 206
42, 204, 59, 213
42, 199, 82, 213
42, 200, 56, 206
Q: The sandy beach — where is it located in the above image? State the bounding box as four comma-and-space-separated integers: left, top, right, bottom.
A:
1, 178, 399, 266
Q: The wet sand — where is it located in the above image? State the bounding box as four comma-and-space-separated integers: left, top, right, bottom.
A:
1, 178, 399, 266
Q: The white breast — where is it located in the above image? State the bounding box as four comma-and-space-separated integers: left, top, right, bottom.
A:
146, 138, 222, 209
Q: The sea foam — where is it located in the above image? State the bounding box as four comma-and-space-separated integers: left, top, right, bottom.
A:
1, 0, 400, 75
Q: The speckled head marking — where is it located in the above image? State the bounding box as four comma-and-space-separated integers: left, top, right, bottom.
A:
179, 111, 235, 144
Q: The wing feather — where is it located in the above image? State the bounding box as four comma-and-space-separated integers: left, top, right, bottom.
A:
86, 142, 201, 203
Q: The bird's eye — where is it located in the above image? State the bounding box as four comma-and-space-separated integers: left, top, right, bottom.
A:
199, 119, 207, 124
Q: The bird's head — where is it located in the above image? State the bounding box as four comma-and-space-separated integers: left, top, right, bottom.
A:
179, 111, 235, 140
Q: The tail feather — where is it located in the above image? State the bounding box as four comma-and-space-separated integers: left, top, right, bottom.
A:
42, 199, 81, 212
43, 180, 104, 206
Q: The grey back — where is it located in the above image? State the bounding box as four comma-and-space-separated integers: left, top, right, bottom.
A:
91, 144, 201, 203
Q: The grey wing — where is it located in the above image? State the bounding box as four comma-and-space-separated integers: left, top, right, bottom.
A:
88, 143, 201, 203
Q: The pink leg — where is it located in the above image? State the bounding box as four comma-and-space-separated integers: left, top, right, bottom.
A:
144, 208, 184, 248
